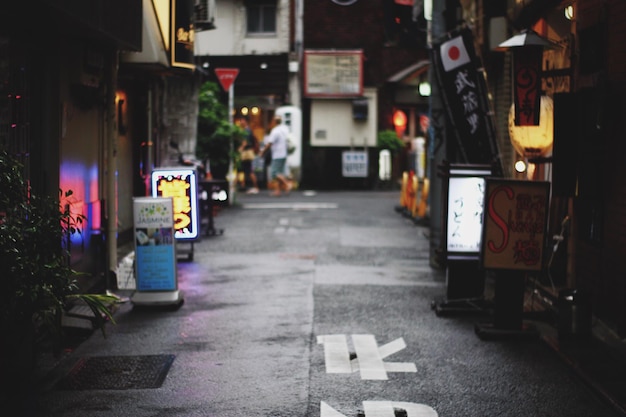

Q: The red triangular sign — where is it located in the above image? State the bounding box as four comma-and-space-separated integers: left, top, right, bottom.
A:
215, 68, 239, 91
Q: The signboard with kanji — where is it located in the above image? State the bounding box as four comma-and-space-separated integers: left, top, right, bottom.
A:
151, 168, 200, 240
445, 165, 492, 257
304, 50, 363, 98
342, 151, 368, 177
431, 28, 502, 174
482, 179, 550, 271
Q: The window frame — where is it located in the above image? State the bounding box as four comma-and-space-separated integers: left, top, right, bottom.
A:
245, 2, 277, 37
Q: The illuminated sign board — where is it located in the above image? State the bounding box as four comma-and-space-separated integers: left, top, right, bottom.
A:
171, 0, 195, 70
304, 50, 363, 98
151, 168, 199, 240
445, 166, 491, 257
482, 179, 550, 271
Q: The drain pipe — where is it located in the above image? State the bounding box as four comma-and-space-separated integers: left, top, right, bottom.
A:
106, 51, 119, 289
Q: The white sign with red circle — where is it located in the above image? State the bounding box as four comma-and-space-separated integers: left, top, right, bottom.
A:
440, 35, 470, 72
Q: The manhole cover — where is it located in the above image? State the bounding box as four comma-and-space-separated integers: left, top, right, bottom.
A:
57, 354, 175, 390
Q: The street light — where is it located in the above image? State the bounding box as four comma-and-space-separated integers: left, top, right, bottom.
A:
418, 80, 431, 97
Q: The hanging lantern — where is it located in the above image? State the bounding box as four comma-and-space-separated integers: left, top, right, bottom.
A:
508, 95, 554, 158
393, 110, 407, 138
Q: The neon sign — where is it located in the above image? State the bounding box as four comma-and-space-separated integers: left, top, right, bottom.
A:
151, 168, 199, 240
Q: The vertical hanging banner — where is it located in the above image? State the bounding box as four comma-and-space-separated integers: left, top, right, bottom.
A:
431, 28, 502, 174
133, 197, 177, 292
482, 179, 550, 271
151, 168, 200, 241
513, 47, 542, 126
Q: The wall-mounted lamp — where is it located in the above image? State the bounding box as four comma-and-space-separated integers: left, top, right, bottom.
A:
514, 160, 527, 173
498, 29, 559, 161
564, 5, 574, 20
241, 107, 249, 116
508, 95, 554, 158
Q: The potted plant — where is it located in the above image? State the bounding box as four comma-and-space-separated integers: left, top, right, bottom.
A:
0, 150, 117, 404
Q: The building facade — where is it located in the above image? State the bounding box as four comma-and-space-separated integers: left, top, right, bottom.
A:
302, 0, 429, 189
450, 0, 626, 337
0, 0, 211, 287
195, 0, 301, 182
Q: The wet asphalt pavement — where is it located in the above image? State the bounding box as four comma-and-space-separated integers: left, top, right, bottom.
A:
28, 190, 622, 416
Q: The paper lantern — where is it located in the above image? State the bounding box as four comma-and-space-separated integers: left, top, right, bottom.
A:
508, 95, 554, 157
393, 110, 407, 138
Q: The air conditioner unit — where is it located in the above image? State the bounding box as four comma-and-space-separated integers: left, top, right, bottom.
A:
194, 0, 216, 31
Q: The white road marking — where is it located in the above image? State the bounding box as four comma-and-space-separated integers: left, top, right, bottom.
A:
320, 401, 438, 417
243, 202, 338, 210
363, 401, 438, 417
317, 335, 352, 373
353, 334, 387, 380
320, 401, 348, 417
318, 334, 416, 380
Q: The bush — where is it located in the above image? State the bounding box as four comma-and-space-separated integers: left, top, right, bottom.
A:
0, 151, 117, 362
377, 129, 405, 154
196, 81, 245, 179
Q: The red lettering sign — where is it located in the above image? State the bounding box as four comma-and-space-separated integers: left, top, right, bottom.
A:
482, 179, 550, 271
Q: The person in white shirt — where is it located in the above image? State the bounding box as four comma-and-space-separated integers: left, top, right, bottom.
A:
260, 115, 292, 196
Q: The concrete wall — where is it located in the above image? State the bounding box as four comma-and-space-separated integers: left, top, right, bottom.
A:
195, 0, 290, 56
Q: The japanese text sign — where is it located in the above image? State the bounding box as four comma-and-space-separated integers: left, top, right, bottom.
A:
482, 179, 550, 271
514, 47, 542, 126
304, 50, 363, 98
431, 28, 501, 172
447, 179, 485, 254
151, 168, 199, 240
342, 151, 368, 177
445, 165, 491, 256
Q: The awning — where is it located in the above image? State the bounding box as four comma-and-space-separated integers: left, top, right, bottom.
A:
387, 60, 430, 84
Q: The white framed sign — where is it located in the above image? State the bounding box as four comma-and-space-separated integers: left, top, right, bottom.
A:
446, 176, 486, 253
342, 151, 368, 177
444, 165, 492, 257
304, 50, 363, 98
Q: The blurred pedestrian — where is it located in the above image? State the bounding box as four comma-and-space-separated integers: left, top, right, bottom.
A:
237, 116, 259, 194
260, 115, 292, 196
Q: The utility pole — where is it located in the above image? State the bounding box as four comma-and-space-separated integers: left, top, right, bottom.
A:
428, 0, 447, 269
